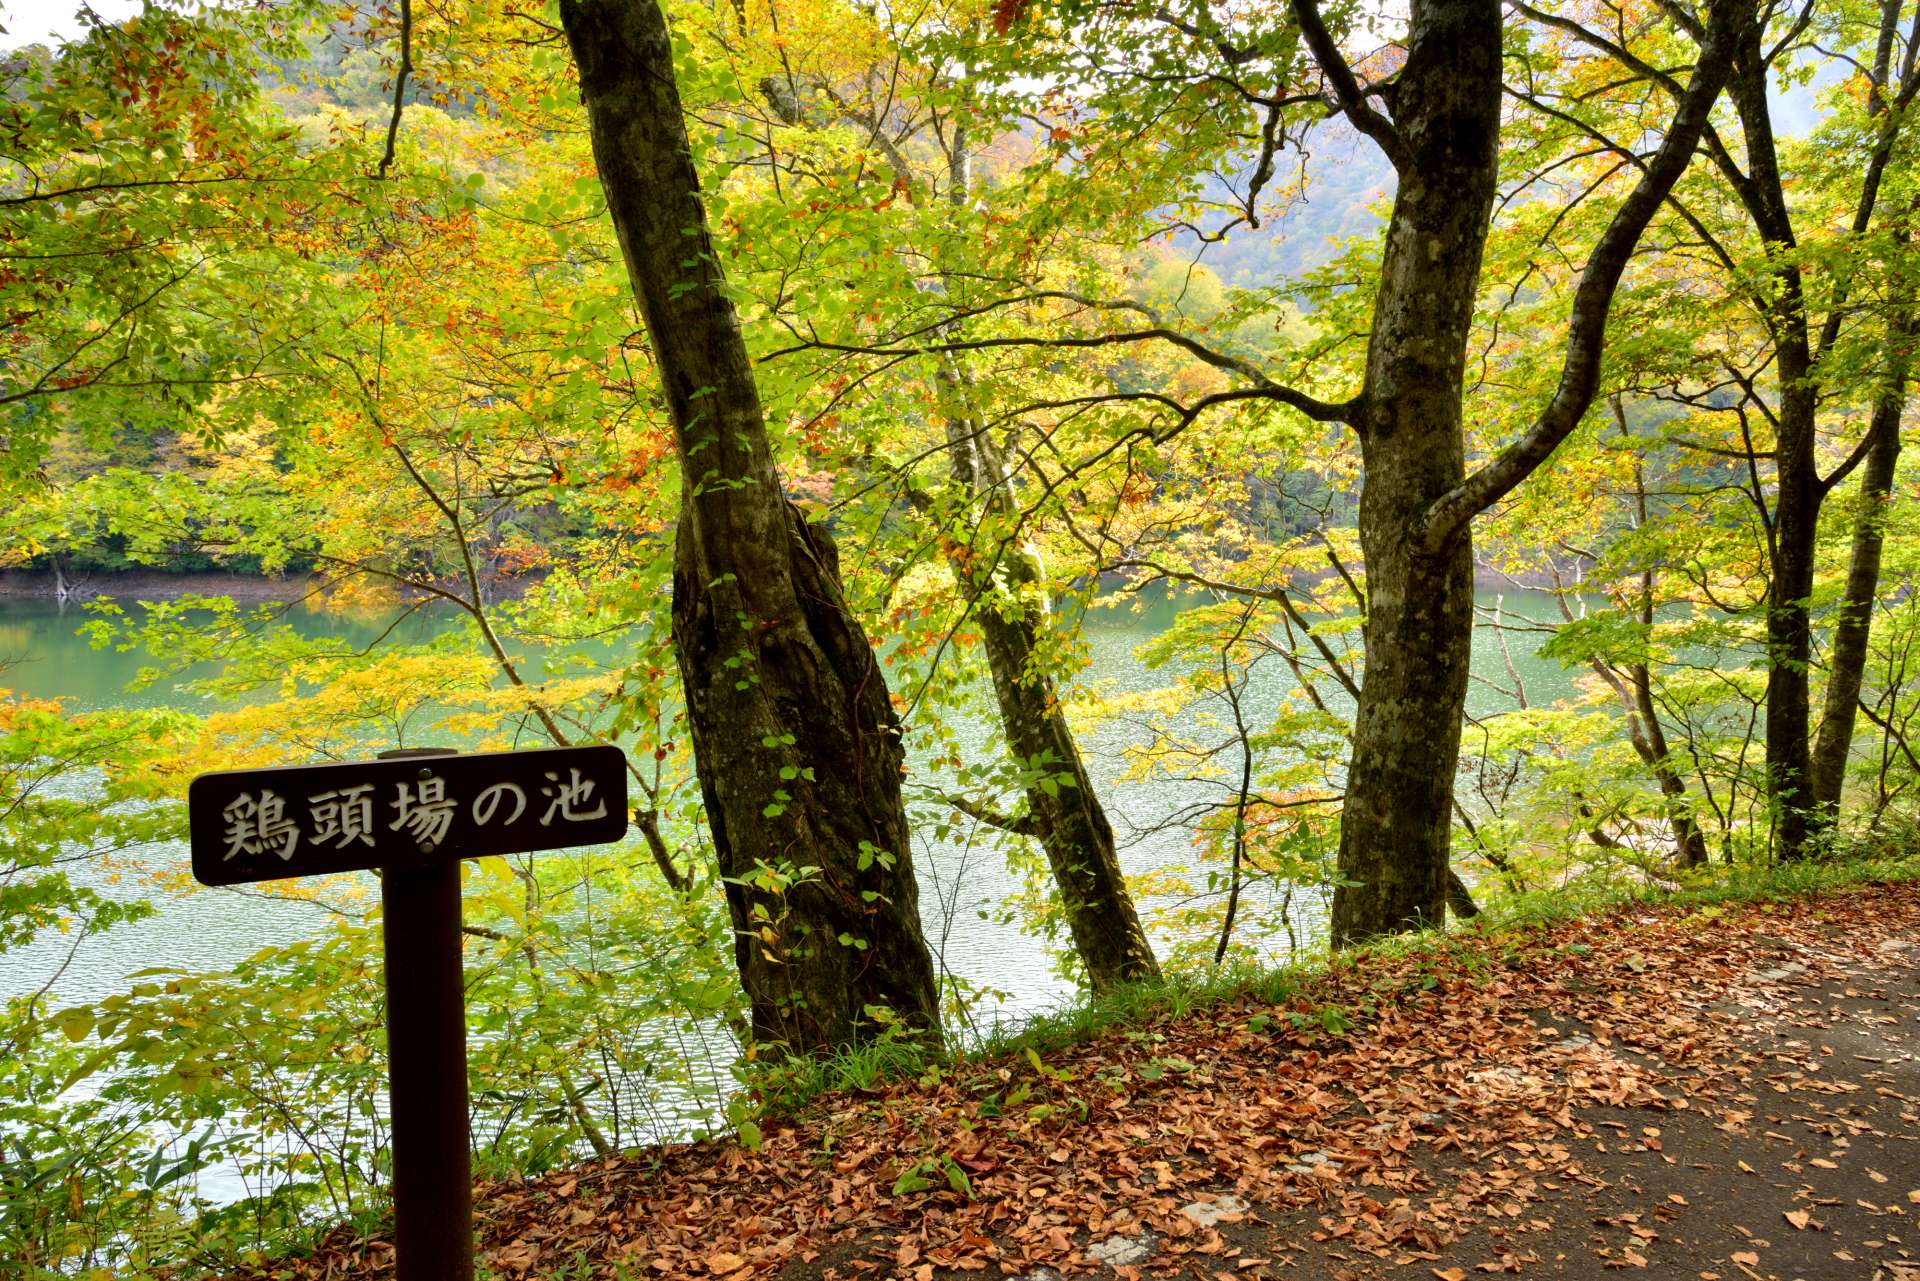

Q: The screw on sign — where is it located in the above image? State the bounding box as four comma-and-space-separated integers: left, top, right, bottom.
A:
189, 745, 628, 1281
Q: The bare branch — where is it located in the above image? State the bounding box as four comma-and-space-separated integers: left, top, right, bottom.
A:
378, 0, 415, 180
1290, 0, 1407, 168
1424, 0, 1746, 547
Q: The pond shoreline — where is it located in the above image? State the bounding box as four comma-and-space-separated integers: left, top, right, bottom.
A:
0, 570, 543, 603
0, 557, 1569, 603
0, 570, 325, 602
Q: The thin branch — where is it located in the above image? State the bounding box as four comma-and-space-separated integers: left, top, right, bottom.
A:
1290, 0, 1407, 168
378, 0, 415, 180
1424, 0, 1745, 546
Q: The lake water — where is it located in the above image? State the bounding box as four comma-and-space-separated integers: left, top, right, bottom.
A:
0, 584, 1581, 1022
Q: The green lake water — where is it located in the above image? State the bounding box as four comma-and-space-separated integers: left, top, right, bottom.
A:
0, 584, 1583, 1022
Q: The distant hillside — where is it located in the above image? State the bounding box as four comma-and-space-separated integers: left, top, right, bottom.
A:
1168, 120, 1394, 289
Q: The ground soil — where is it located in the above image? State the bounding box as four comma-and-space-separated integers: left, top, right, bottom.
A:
240, 880, 1920, 1281
1244, 918, 1920, 1281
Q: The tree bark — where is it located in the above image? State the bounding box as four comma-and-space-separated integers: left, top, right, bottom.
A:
1315, 0, 1744, 942
1328, 0, 1501, 944
561, 0, 942, 1051
1809, 300, 1913, 818
927, 119, 1159, 991
1444, 869, 1481, 920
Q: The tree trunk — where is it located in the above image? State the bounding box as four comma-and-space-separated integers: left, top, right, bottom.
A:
1320, 0, 1740, 940
1721, 24, 1829, 857
1611, 409, 1715, 868
1330, 0, 1501, 945
1809, 300, 1913, 818
937, 358, 1161, 989
561, 0, 941, 1051
1624, 657, 1713, 867
1444, 869, 1481, 920
1763, 361, 1822, 857
922, 118, 1158, 989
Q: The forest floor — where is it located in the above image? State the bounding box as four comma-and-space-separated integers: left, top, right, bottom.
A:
252, 878, 1920, 1281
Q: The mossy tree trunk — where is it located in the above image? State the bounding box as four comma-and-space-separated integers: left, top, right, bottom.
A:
1325, 0, 1502, 942
928, 123, 1160, 991
936, 357, 1162, 989
561, 0, 941, 1051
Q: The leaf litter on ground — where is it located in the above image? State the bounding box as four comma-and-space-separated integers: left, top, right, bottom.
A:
208, 880, 1920, 1280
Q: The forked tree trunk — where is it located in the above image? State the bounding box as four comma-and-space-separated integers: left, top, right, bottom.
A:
1329, 0, 1501, 944
561, 0, 941, 1051
1315, 0, 1742, 942
1714, 1, 1915, 856
1809, 298, 1914, 817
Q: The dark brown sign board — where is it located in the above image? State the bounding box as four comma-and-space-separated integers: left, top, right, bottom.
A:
189, 744, 627, 886
188, 744, 629, 1281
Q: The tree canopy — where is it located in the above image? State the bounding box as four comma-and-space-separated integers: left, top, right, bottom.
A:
1, 0, 1917, 1268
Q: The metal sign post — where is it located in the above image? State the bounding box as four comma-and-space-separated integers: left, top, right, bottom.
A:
188, 744, 628, 1281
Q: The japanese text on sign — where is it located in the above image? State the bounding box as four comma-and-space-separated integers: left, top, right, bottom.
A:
188, 746, 629, 887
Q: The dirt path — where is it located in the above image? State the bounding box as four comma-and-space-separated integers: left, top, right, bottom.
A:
1241, 907, 1920, 1281
245, 881, 1920, 1281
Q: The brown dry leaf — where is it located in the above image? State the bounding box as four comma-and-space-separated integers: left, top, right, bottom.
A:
201, 884, 1920, 1281
1784, 1210, 1812, 1231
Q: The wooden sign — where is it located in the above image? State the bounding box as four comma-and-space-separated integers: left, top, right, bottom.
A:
187, 744, 630, 1281
189, 744, 627, 886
